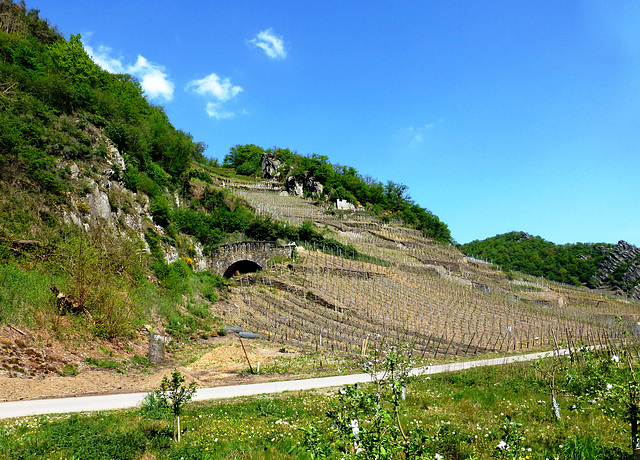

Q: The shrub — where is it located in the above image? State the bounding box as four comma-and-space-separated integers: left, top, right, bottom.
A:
151, 370, 197, 442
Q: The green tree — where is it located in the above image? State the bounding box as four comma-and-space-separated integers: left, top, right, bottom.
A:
49, 33, 103, 87
153, 370, 197, 442
223, 144, 265, 175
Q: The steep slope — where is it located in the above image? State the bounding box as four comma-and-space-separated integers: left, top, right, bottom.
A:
591, 240, 640, 299
226, 184, 640, 358
1, 0, 640, 400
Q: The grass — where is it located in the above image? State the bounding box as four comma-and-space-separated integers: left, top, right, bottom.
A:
85, 356, 124, 370
0, 262, 60, 326
0, 352, 635, 459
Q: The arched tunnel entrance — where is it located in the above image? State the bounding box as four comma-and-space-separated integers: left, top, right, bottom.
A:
223, 260, 263, 278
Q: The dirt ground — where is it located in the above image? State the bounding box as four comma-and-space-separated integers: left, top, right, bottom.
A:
0, 325, 295, 403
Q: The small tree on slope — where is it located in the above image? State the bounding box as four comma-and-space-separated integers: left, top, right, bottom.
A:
154, 370, 197, 442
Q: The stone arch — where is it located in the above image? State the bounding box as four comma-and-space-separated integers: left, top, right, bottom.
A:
222, 259, 263, 278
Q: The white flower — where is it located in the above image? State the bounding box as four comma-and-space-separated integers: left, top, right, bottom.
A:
497, 440, 509, 450
435, 454, 444, 459
553, 397, 561, 420
612, 355, 620, 363
606, 383, 613, 391
350, 419, 360, 437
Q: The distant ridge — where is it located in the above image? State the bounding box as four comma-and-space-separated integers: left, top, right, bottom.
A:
458, 232, 640, 300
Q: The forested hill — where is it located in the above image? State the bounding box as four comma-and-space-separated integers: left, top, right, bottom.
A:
458, 232, 640, 299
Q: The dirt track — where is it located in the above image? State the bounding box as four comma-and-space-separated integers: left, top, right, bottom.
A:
0, 326, 290, 403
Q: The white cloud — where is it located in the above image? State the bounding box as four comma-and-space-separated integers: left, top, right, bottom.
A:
186, 73, 243, 101
83, 44, 124, 74
83, 43, 174, 102
249, 28, 287, 59
205, 102, 236, 120
187, 73, 244, 120
127, 55, 174, 102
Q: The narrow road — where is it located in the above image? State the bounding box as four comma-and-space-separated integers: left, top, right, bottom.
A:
0, 348, 568, 420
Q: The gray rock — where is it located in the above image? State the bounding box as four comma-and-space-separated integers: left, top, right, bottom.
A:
285, 176, 304, 196
86, 189, 113, 223
261, 153, 283, 180
285, 174, 323, 197
592, 240, 640, 299
303, 175, 323, 196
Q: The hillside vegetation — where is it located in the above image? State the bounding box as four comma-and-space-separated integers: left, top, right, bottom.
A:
0, 0, 639, 391
459, 232, 640, 299
4, 2, 640, 458
0, 0, 393, 348
223, 144, 452, 243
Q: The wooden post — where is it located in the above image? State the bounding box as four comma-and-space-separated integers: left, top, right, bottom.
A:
239, 336, 254, 374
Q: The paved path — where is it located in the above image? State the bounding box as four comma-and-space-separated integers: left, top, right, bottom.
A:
0, 348, 569, 420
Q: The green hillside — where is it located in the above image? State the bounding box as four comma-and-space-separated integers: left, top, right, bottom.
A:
222, 144, 451, 243
0, 0, 450, 343
458, 231, 612, 287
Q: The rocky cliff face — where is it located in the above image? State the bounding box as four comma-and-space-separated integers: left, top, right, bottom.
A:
54, 122, 207, 270
592, 240, 640, 299
260, 153, 324, 198
260, 153, 282, 180
283, 174, 324, 197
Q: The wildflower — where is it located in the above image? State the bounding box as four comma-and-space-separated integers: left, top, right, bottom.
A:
350, 419, 362, 453
612, 355, 620, 363
497, 440, 509, 450
552, 397, 561, 420
606, 383, 613, 391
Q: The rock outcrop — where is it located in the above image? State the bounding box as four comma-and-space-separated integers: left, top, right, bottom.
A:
260, 152, 324, 198
284, 174, 323, 198
516, 232, 534, 242
592, 240, 640, 299
260, 153, 283, 180
336, 199, 355, 211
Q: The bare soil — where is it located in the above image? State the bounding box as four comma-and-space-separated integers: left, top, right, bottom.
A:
0, 325, 296, 403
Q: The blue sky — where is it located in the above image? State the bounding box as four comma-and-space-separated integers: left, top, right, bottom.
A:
30, 1, 640, 246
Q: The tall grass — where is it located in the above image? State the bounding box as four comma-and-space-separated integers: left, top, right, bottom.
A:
0, 262, 58, 325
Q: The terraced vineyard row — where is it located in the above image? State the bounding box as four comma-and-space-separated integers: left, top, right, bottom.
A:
228, 183, 640, 359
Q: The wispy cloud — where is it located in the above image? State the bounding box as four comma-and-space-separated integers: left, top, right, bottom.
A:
249, 28, 287, 59
409, 123, 435, 143
187, 73, 244, 119
405, 119, 442, 144
83, 43, 123, 73
204, 102, 235, 120
84, 43, 174, 102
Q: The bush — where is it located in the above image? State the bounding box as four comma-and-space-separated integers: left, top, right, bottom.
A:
150, 195, 170, 227
151, 259, 191, 294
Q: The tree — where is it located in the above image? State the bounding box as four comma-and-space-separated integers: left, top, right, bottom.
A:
223, 144, 265, 175
154, 370, 197, 442
384, 181, 409, 213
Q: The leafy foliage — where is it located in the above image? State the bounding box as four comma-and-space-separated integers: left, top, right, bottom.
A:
223, 143, 266, 176
0, 1, 226, 342
152, 370, 198, 442
459, 231, 611, 287
0, 3, 205, 200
